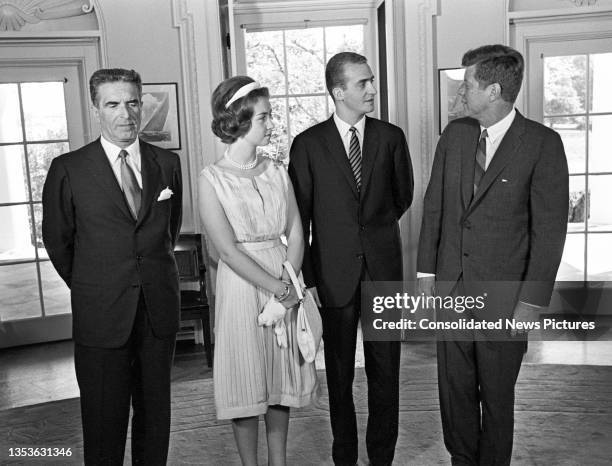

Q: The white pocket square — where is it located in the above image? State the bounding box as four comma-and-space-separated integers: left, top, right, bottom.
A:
157, 187, 173, 201
501, 179, 509, 183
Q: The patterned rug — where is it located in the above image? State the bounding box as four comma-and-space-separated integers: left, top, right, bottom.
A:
1, 364, 611, 465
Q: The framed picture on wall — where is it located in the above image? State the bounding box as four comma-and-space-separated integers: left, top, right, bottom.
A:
139, 82, 181, 150
438, 68, 465, 134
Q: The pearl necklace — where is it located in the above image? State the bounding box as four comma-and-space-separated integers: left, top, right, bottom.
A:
224, 150, 257, 170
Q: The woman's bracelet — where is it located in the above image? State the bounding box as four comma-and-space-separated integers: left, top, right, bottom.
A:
274, 282, 291, 302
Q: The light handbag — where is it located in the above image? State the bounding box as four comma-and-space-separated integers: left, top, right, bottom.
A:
283, 261, 322, 363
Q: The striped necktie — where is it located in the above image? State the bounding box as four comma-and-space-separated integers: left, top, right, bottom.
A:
348, 127, 362, 190
473, 129, 488, 194
118, 149, 141, 219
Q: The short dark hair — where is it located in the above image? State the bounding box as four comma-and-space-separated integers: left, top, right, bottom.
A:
89, 68, 142, 106
325, 52, 368, 100
462, 44, 524, 103
211, 76, 270, 144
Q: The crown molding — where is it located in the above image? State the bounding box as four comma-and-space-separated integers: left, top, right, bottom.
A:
510, 7, 612, 23
0, 0, 94, 31
232, 0, 377, 16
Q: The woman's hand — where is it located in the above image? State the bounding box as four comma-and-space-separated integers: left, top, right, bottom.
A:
280, 285, 300, 309
274, 281, 300, 309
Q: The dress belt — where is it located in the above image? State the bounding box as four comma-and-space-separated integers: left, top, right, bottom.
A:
236, 238, 283, 251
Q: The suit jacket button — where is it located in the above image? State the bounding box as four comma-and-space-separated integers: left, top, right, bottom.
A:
356, 254, 364, 260
136, 255, 143, 261
464, 221, 471, 229
360, 225, 365, 231
463, 252, 469, 257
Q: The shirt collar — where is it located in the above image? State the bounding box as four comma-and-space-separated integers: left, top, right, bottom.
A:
481, 108, 516, 143
100, 136, 141, 167
333, 113, 366, 139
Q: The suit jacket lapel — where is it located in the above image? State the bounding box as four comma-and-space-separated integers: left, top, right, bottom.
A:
461, 123, 480, 211
467, 111, 526, 214
85, 139, 134, 221
322, 117, 359, 199
136, 141, 161, 228
360, 116, 380, 197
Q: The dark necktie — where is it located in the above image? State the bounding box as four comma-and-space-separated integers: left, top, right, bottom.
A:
473, 129, 488, 194
348, 127, 362, 190
118, 149, 141, 219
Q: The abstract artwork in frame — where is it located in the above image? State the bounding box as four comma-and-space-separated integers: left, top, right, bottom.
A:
139, 83, 181, 150
438, 68, 466, 134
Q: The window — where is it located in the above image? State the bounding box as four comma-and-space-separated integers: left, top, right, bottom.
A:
544, 53, 612, 281
527, 36, 612, 283
0, 58, 90, 347
231, 1, 376, 160
243, 24, 365, 160
543, 51, 612, 282
0, 81, 71, 322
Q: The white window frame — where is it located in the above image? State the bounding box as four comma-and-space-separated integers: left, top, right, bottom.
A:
230, 0, 380, 119
511, 7, 612, 285
0, 39, 100, 347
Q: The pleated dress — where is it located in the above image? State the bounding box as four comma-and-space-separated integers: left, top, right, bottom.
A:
201, 159, 319, 420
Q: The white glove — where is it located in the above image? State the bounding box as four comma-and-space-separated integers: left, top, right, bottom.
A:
273, 319, 288, 348
258, 295, 287, 327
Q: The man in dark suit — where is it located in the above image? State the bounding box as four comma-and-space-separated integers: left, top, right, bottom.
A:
417, 45, 568, 465
289, 52, 413, 466
42, 68, 182, 465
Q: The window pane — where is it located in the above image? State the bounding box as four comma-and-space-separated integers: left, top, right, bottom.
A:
543, 55, 586, 116
588, 115, 612, 173
0, 262, 41, 321
0, 83, 23, 143
258, 98, 288, 162
40, 260, 70, 315
325, 25, 364, 56
544, 116, 585, 174
289, 96, 327, 138
588, 175, 612, 232
27, 142, 69, 201
568, 176, 586, 232
556, 234, 584, 281
589, 53, 612, 113
0, 145, 28, 203
245, 30, 286, 96
33, 203, 47, 259
0, 205, 36, 262
286, 28, 325, 94
587, 234, 612, 280
21, 82, 68, 141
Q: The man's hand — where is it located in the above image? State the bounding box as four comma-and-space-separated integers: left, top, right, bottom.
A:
308, 287, 322, 307
418, 276, 436, 297
510, 301, 542, 337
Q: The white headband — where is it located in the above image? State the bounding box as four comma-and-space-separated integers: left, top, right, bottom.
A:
225, 81, 260, 108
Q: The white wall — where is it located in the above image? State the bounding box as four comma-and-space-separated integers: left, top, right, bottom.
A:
435, 0, 507, 69
399, 0, 508, 280
96, 0, 198, 230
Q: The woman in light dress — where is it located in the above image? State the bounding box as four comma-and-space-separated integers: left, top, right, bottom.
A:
198, 76, 318, 465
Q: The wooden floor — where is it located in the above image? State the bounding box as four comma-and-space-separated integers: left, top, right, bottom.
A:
1, 334, 611, 411
1, 334, 612, 465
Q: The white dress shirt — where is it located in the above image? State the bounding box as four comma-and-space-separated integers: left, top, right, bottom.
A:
417, 108, 517, 279
333, 113, 366, 157
100, 136, 143, 190
480, 108, 516, 170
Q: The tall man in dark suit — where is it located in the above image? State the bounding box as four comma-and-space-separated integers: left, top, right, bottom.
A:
42, 68, 182, 465
417, 45, 568, 466
289, 52, 413, 466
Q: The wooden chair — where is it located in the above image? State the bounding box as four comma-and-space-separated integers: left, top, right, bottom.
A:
174, 233, 213, 367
